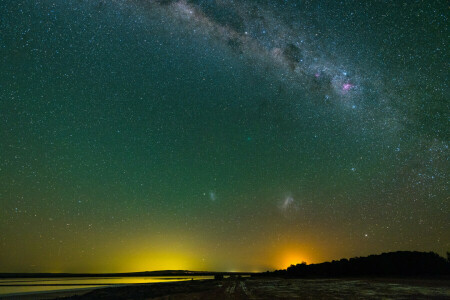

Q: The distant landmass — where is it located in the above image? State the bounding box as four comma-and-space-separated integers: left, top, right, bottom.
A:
265, 251, 450, 277
0, 270, 254, 279
2, 251, 448, 279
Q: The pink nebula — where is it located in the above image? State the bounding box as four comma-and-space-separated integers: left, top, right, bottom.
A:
342, 83, 353, 91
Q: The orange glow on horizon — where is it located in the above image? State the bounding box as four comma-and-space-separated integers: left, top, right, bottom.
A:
270, 242, 316, 270
280, 251, 308, 269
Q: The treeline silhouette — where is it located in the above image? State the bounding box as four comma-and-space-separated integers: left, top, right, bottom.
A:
269, 251, 450, 277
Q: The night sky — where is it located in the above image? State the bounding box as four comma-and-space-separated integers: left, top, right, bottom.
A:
1, 0, 448, 273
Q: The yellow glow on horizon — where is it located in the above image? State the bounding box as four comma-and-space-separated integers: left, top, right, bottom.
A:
124, 251, 204, 272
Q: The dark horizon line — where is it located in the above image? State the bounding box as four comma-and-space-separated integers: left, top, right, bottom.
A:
0, 270, 257, 278
1, 250, 448, 278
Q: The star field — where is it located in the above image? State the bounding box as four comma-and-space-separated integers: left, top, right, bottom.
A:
0, 0, 448, 273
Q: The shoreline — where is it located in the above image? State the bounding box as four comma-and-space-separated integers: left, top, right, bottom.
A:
2, 277, 450, 299
0, 286, 104, 299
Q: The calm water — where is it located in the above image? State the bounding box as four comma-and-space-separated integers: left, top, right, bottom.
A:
0, 276, 213, 296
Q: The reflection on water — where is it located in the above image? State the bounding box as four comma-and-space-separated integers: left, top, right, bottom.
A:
0, 276, 213, 296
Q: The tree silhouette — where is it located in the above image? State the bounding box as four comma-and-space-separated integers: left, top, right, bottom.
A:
269, 251, 450, 278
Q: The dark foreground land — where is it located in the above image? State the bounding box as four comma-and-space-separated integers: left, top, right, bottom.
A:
3, 277, 450, 299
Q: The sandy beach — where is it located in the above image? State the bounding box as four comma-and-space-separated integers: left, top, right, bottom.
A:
2, 277, 449, 299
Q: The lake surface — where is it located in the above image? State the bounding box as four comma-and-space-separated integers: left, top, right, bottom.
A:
0, 276, 214, 296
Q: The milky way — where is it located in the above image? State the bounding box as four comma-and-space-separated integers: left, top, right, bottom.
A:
133, 0, 367, 102
0, 0, 448, 272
